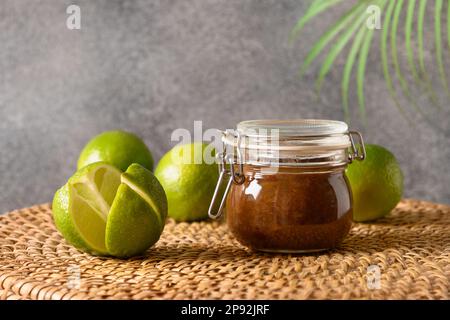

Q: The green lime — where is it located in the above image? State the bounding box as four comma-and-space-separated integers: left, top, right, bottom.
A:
346, 144, 404, 222
52, 162, 167, 258
154, 142, 219, 221
53, 162, 122, 255
52, 184, 92, 253
77, 130, 154, 172
106, 163, 168, 257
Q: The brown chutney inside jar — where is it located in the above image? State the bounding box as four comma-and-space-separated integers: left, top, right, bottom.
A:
226, 165, 352, 252
209, 119, 366, 253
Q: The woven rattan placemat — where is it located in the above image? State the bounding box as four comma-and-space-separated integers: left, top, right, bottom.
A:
0, 200, 448, 300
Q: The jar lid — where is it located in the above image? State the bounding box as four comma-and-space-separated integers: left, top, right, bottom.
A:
237, 119, 349, 137
224, 119, 352, 151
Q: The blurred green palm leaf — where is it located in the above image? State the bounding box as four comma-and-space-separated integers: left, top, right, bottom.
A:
291, 0, 450, 123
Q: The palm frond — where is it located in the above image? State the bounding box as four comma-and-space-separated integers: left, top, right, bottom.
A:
391, 0, 424, 116
434, 0, 449, 93
391, 1, 413, 102
404, 0, 420, 83
357, 25, 375, 125
342, 23, 367, 122
417, 0, 441, 107
417, 0, 428, 76
356, 0, 388, 124
381, 0, 410, 120
300, 1, 368, 75
289, 0, 343, 42
291, 0, 449, 123
405, 0, 440, 107
447, 1, 450, 50
316, 6, 369, 93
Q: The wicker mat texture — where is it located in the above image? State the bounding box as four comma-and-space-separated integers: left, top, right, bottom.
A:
0, 199, 448, 300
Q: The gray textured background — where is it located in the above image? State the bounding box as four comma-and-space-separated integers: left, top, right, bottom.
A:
1, 0, 449, 213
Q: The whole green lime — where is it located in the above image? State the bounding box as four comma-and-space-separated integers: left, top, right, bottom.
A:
346, 144, 404, 222
77, 130, 154, 172
154, 142, 219, 221
52, 162, 167, 258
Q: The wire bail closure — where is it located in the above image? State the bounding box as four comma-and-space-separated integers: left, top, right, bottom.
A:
208, 130, 245, 220
348, 130, 366, 162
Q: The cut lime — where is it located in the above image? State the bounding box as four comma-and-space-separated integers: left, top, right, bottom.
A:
52, 184, 91, 252
68, 162, 121, 254
52, 162, 167, 258
106, 164, 168, 257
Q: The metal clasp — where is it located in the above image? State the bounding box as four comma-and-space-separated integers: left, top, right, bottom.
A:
230, 130, 245, 184
208, 130, 245, 220
348, 130, 366, 162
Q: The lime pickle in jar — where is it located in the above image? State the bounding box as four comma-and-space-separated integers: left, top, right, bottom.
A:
208, 120, 365, 253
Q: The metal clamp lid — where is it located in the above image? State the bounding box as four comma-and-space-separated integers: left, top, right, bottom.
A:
348, 130, 366, 162
208, 130, 245, 220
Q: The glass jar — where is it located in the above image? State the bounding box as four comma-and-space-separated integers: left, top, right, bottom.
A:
208, 119, 365, 253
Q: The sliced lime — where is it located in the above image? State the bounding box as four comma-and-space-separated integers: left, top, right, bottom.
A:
67, 162, 121, 254
52, 184, 91, 252
105, 164, 167, 258
121, 164, 167, 231
52, 162, 167, 258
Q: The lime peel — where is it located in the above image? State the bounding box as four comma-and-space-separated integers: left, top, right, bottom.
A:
121, 174, 163, 231
53, 162, 167, 258
68, 189, 109, 254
